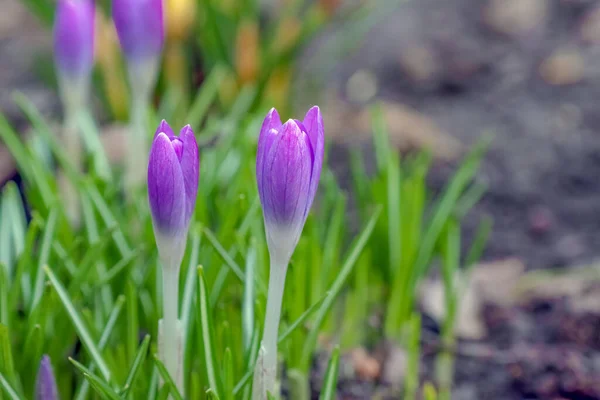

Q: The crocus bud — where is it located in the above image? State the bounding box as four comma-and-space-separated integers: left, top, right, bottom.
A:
112, 0, 164, 66
148, 120, 199, 266
256, 106, 324, 260
36, 355, 58, 400
53, 0, 95, 81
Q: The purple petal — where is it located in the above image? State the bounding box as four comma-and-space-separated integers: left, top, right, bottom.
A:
154, 119, 174, 140
112, 0, 164, 63
302, 105, 325, 216
53, 0, 95, 79
256, 108, 282, 204
178, 125, 199, 223
262, 120, 312, 229
36, 355, 58, 400
148, 132, 186, 234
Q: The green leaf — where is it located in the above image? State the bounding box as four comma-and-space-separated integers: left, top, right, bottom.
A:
125, 280, 139, 365
156, 382, 172, 400
206, 388, 221, 400
44, 266, 112, 381
0, 325, 16, 384
187, 66, 225, 127
197, 266, 223, 398
0, 266, 8, 327
74, 295, 125, 400
319, 347, 340, 400
69, 358, 120, 400
153, 355, 184, 400
30, 208, 58, 312
120, 334, 151, 396
278, 294, 326, 345
222, 348, 234, 400
0, 371, 22, 400
202, 227, 245, 282
301, 206, 381, 369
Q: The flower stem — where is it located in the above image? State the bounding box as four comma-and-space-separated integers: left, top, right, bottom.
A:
160, 263, 183, 393
253, 254, 289, 399
125, 94, 149, 190
61, 104, 82, 226
124, 60, 157, 191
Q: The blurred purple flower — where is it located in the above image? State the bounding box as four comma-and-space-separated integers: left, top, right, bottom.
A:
36, 355, 58, 400
53, 0, 95, 80
256, 106, 324, 256
112, 0, 164, 64
148, 120, 199, 236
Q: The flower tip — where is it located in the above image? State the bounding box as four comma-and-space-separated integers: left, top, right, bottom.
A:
36, 355, 58, 400
155, 120, 174, 139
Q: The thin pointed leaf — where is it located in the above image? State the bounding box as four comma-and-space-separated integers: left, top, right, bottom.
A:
319, 347, 340, 400
69, 358, 119, 400
121, 334, 151, 396
301, 206, 381, 369
198, 266, 223, 398
153, 355, 184, 400
45, 266, 112, 381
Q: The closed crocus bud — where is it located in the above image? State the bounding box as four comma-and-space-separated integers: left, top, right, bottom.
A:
256, 106, 325, 260
54, 0, 95, 82
36, 355, 59, 400
148, 120, 199, 265
112, 0, 164, 67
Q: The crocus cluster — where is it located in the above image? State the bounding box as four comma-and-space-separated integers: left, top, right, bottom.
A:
253, 106, 324, 399
146, 107, 323, 399
148, 120, 199, 392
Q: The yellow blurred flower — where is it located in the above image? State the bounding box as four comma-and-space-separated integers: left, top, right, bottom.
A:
271, 16, 302, 55
95, 9, 129, 120
235, 19, 260, 85
264, 65, 292, 112
165, 0, 196, 41
218, 68, 240, 109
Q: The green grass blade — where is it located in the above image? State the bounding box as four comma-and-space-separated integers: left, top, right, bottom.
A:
0, 371, 22, 400
121, 334, 151, 396
202, 227, 245, 282
301, 206, 381, 369
69, 358, 120, 400
197, 266, 223, 398
44, 266, 112, 381
318, 347, 340, 400
69, 357, 119, 400
30, 208, 58, 312
153, 355, 184, 400
186, 66, 225, 127
278, 294, 326, 345
222, 348, 234, 400
0, 325, 16, 385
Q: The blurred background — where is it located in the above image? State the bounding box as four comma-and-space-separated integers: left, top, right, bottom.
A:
2, 0, 600, 398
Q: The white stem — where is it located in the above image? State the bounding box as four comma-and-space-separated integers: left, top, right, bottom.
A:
253, 253, 289, 399
60, 104, 82, 226
160, 263, 183, 393
125, 95, 149, 189
124, 60, 158, 190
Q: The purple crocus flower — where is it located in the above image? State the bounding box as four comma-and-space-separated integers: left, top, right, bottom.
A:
256, 106, 324, 258
112, 0, 164, 65
36, 355, 58, 400
148, 120, 199, 239
53, 0, 95, 80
